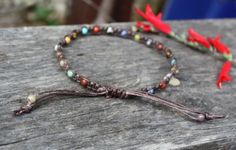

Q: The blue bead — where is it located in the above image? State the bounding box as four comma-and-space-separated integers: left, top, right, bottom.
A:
147, 88, 155, 95
120, 30, 128, 38
170, 57, 177, 66
81, 26, 88, 35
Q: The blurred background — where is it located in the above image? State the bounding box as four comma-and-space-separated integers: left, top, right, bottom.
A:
0, 0, 236, 27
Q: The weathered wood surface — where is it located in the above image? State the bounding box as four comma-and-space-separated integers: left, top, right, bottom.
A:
1, 20, 236, 150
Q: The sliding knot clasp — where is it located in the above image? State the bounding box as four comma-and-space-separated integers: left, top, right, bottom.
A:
105, 87, 128, 99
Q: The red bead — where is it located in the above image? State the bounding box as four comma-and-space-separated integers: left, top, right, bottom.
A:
159, 81, 167, 89
80, 78, 89, 87
93, 26, 100, 33
156, 43, 164, 51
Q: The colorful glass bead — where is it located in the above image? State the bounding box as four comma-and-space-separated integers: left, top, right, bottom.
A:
67, 70, 74, 78
170, 58, 177, 66
81, 26, 88, 35
64, 36, 71, 44
131, 26, 138, 32
159, 81, 167, 89
120, 30, 128, 38
163, 73, 173, 82
72, 31, 78, 39
93, 26, 100, 33
134, 34, 141, 41
147, 87, 155, 95
80, 78, 89, 87
107, 27, 114, 34
165, 49, 173, 58
156, 43, 164, 51
146, 39, 153, 47
54, 44, 62, 51
171, 66, 179, 74
59, 60, 68, 68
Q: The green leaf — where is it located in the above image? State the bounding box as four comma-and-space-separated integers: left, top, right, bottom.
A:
223, 53, 233, 61
34, 6, 53, 20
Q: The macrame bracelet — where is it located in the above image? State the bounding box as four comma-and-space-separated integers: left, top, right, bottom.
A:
14, 25, 225, 122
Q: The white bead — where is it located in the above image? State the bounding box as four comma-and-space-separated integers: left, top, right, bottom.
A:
131, 26, 138, 32
146, 39, 153, 46
107, 27, 114, 34
166, 73, 173, 78
27, 94, 36, 103
164, 73, 172, 81
59, 60, 66, 67
54, 44, 61, 51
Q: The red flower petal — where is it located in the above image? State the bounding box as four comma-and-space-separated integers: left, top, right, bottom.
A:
208, 35, 230, 54
217, 61, 232, 88
145, 4, 154, 16
134, 4, 171, 34
156, 13, 162, 20
187, 28, 211, 48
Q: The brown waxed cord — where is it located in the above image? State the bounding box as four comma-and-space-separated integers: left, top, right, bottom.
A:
14, 86, 225, 122
14, 90, 107, 116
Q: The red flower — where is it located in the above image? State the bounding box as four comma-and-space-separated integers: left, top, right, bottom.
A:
187, 28, 211, 48
217, 61, 232, 88
208, 35, 230, 55
136, 21, 152, 32
135, 4, 171, 35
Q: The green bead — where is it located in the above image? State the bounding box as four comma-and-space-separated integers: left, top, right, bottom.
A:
134, 34, 141, 41
67, 70, 74, 78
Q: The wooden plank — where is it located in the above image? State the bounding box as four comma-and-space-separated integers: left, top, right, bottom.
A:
1, 20, 236, 150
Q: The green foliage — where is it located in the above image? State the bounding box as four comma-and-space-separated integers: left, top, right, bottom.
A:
32, 6, 59, 25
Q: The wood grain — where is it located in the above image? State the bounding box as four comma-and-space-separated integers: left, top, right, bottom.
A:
1, 20, 236, 150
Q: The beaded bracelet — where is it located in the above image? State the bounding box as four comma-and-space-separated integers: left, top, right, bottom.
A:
55, 25, 179, 95
14, 25, 225, 122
